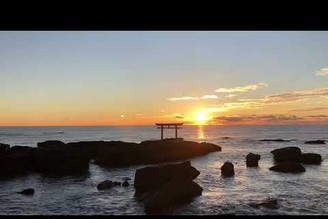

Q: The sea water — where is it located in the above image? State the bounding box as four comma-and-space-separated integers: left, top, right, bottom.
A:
0, 125, 327, 215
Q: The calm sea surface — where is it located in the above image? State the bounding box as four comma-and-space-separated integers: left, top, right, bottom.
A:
0, 125, 327, 215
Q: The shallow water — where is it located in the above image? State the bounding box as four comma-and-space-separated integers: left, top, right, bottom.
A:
0, 125, 327, 215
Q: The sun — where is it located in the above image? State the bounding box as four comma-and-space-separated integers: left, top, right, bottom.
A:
194, 111, 209, 125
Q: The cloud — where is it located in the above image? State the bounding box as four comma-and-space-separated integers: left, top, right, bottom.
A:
316, 67, 328, 76
215, 83, 268, 93
168, 95, 217, 101
225, 94, 238, 98
290, 107, 328, 112
307, 115, 328, 118
167, 96, 199, 101
201, 95, 218, 99
215, 114, 303, 123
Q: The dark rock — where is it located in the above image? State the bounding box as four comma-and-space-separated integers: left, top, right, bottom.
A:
301, 153, 322, 165
97, 180, 114, 190
122, 177, 131, 181
0, 146, 35, 178
304, 140, 326, 144
0, 143, 10, 153
270, 147, 302, 163
137, 140, 221, 165
246, 153, 261, 167
32, 149, 90, 176
122, 181, 129, 187
18, 188, 34, 195
144, 179, 203, 214
134, 161, 200, 194
269, 162, 306, 173
37, 140, 66, 150
260, 139, 291, 142
113, 181, 121, 186
250, 199, 279, 209
221, 162, 234, 177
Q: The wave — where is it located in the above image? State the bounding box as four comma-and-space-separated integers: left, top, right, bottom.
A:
42, 131, 65, 135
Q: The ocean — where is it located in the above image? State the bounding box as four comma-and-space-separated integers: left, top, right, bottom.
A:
0, 125, 327, 215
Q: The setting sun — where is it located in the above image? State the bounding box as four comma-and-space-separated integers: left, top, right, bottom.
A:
195, 111, 210, 125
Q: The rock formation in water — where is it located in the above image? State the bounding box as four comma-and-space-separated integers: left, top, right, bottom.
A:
0, 139, 221, 178
246, 153, 261, 167
221, 162, 235, 177
301, 153, 322, 165
260, 139, 291, 142
269, 162, 306, 173
134, 161, 202, 214
18, 188, 35, 195
304, 140, 326, 144
270, 147, 303, 163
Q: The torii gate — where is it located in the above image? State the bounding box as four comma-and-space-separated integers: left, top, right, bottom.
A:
155, 123, 183, 140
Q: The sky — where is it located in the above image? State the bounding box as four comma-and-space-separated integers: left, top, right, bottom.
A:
0, 31, 327, 126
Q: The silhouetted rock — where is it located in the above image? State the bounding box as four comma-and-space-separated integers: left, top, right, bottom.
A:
32, 149, 90, 176
96, 140, 221, 168
37, 140, 66, 150
122, 181, 129, 187
304, 140, 326, 144
134, 161, 200, 194
0, 146, 35, 178
122, 177, 131, 181
246, 153, 261, 167
113, 181, 121, 186
301, 153, 322, 165
270, 147, 302, 163
0, 143, 10, 153
97, 180, 114, 190
250, 199, 279, 209
221, 162, 235, 177
137, 140, 221, 166
18, 188, 34, 195
260, 139, 291, 142
144, 179, 203, 214
269, 162, 306, 173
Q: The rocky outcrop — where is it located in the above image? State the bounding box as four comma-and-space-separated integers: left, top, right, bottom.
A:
37, 140, 66, 150
134, 161, 200, 194
221, 162, 235, 177
304, 140, 326, 144
18, 188, 34, 195
97, 180, 114, 190
250, 199, 279, 209
301, 153, 322, 165
270, 147, 302, 163
96, 140, 221, 168
0, 143, 10, 153
269, 162, 306, 173
144, 179, 203, 214
134, 161, 202, 214
122, 181, 129, 187
260, 139, 291, 142
246, 153, 261, 167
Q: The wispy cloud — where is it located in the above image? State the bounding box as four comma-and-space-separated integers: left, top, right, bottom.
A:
201, 95, 218, 99
167, 96, 199, 101
168, 94, 218, 101
316, 67, 328, 76
214, 114, 303, 123
215, 83, 268, 93
290, 107, 328, 112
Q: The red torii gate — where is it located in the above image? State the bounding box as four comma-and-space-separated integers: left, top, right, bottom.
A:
155, 123, 183, 140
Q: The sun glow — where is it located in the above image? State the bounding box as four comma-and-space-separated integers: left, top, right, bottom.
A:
194, 111, 210, 125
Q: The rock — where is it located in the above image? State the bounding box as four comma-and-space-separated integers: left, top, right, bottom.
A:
246, 153, 261, 167
221, 162, 235, 177
113, 181, 121, 186
301, 153, 322, 165
250, 199, 279, 209
269, 162, 306, 173
122, 181, 129, 187
137, 140, 221, 165
32, 149, 90, 176
122, 177, 131, 181
304, 140, 326, 144
97, 180, 114, 190
37, 140, 66, 150
270, 147, 302, 163
134, 161, 200, 194
260, 139, 291, 142
18, 188, 34, 195
144, 179, 203, 214
0, 143, 10, 153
